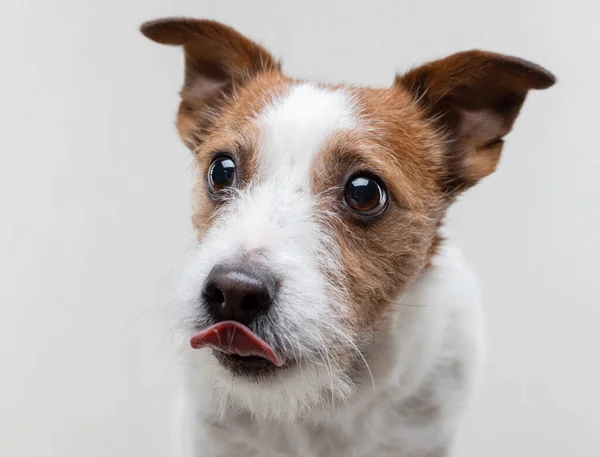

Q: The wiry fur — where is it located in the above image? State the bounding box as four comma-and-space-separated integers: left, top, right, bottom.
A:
140, 17, 555, 457
174, 85, 363, 423
174, 180, 357, 423
169, 85, 479, 456
172, 241, 483, 457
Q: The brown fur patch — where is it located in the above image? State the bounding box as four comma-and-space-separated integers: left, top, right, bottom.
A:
309, 86, 448, 328
397, 50, 555, 193
141, 18, 281, 150
187, 72, 292, 237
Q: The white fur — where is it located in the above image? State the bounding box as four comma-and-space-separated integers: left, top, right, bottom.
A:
174, 84, 361, 421
171, 84, 484, 456
258, 83, 357, 185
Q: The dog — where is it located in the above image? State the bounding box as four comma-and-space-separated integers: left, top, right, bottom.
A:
141, 17, 554, 457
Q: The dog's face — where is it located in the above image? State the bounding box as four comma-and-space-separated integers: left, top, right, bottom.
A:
142, 18, 554, 420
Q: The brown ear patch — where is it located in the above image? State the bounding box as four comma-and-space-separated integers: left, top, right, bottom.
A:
140, 18, 280, 83
397, 50, 555, 193
140, 18, 281, 150
141, 17, 202, 45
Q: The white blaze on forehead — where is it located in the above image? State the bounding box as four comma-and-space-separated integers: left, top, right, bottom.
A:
257, 84, 357, 186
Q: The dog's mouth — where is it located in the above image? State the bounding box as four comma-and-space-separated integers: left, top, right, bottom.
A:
190, 321, 285, 368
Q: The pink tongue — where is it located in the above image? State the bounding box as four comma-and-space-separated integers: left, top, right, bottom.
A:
190, 321, 283, 367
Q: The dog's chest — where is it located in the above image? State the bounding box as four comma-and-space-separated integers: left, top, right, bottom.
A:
211, 387, 448, 457
221, 409, 406, 457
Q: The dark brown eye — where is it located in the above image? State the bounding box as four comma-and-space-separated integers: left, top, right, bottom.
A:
344, 175, 387, 216
208, 156, 236, 193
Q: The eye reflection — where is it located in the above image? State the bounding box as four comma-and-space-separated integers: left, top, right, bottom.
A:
344, 175, 387, 216
208, 156, 236, 193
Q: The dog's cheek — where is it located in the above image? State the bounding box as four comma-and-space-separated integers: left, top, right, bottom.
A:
334, 210, 437, 328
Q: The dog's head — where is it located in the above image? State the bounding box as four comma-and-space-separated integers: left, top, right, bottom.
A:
141, 18, 554, 421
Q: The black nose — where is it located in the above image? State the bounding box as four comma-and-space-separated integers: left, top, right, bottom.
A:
202, 263, 277, 326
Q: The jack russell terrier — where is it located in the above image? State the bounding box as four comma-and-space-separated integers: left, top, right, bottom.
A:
141, 17, 554, 457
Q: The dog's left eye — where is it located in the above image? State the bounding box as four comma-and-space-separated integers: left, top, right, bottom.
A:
208, 155, 236, 193
344, 175, 388, 216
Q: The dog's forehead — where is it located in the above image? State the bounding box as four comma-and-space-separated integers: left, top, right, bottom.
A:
256, 83, 358, 185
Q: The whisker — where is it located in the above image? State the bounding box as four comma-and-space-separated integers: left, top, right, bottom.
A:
316, 335, 336, 412
293, 335, 303, 362
321, 321, 376, 393
396, 301, 436, 308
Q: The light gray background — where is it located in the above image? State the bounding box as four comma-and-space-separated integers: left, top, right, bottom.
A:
1, 0, 598, 456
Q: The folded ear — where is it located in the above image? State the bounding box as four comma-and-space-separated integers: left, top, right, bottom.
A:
141, 18, 280, 149
396, 50, 555, 193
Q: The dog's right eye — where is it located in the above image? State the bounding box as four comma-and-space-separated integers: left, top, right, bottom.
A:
208, 155, 236, 193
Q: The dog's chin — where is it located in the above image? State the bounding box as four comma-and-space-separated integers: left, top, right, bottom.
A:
213, 350, 294, 380
204, 346, 359, 423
